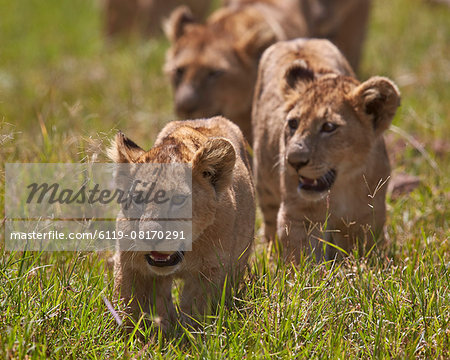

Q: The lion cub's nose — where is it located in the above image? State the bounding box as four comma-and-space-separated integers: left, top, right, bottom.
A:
176, 85, 199, 116
287, 143, 310, 171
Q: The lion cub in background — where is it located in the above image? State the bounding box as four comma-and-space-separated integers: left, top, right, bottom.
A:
253, 39, 400, 261
109, 116, 255, 331
164, 0, 309, 143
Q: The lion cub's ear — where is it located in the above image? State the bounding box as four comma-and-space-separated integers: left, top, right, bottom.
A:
235, 26, 277, 65
350, 76, 401, 136
192, 138, 236, 194
282, 59, 315, 97
108, 131, 145, 163
164, 6, 195, 42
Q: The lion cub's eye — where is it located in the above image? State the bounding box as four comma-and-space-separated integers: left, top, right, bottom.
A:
171, 194, 189, 206
174, 67, 185, 85
207, 69, 225, 79
321, 122, 338, 133
287, 118, 299, 131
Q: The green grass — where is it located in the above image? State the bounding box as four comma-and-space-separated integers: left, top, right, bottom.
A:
0, 0, 449, 358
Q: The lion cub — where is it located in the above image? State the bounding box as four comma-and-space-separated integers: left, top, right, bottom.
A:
164, 0, 308, 143
109, 116, 255, 330
253, 39, 400, 261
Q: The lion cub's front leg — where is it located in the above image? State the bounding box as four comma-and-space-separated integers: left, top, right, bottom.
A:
179, 271, 228, 325
254, 155, 281, 242
115, 265, 176, 333
277, 205, 328, 262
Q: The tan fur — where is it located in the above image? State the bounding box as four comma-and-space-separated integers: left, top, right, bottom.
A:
252, 39, 400, 261
305, 0, 372, 71
164, 0, 308, 143
104, 0, 211, 37
225, 0, 371, 71
110, 116, 255, 331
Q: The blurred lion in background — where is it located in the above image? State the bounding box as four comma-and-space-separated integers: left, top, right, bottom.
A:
164, 0, 309, 143
304, 0, 371, 71
104, 0, 212, 37
104, 0, 371, 72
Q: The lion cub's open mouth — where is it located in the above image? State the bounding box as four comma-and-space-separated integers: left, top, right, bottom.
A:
145, 251, 185, 267
298, 169, 337, 192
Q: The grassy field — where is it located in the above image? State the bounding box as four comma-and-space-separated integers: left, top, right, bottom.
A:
0, 0, 449, 358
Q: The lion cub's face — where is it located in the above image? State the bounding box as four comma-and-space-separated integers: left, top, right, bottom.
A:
282, 61, 400, 201
109, 129, 236, 276
164, 6, 269, 121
